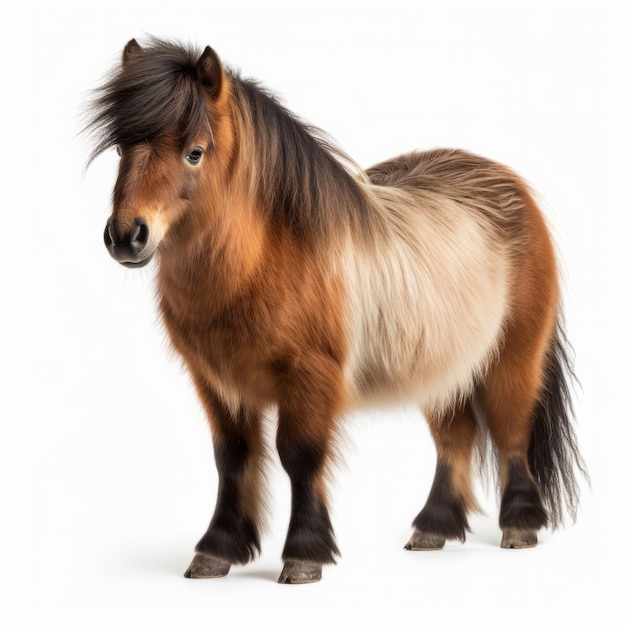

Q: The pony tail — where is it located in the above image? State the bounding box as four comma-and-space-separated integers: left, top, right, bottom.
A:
528, 318, 589, 527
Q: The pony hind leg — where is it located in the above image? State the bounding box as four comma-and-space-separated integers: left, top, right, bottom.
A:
478, 183, 570, 548
406, 402, 480, 550
185, 377, 268, 578
480, 326, 553, 549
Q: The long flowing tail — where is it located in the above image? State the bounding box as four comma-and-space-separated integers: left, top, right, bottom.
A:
528, 318, 589, 527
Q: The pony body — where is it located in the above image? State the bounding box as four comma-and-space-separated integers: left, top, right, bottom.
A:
343, 178, 510, 412
88, 38, 585, 584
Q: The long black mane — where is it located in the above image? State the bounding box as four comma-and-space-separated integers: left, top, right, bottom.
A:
230, 76, 372, 239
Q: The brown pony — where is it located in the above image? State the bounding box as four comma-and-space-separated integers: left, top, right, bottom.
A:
87, 38, 586, 584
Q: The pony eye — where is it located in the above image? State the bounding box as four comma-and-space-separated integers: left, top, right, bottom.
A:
116, 145, 122, 156
185, 147, 204, 165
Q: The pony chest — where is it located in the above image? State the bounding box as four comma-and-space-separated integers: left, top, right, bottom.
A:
161, 298, 252, 362
159, 291, 275, 399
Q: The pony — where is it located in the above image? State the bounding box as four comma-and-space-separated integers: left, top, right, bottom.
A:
86, 37, 586, 584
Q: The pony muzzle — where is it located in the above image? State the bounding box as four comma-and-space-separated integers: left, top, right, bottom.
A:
104, 217, 157, 268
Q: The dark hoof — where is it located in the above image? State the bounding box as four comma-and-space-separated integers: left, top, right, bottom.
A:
500, 529, 538, 549
404, 528, 446, 551
278, 560, 323, 584
184, 553, 231, 578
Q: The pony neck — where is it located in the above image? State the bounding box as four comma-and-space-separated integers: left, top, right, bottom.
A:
229, 75, 371, 248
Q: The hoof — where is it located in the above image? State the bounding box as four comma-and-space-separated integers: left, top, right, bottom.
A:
500, 529, 538, 549
184, 553, 231, 579
404, 528, 446, 551
278, 560, 323, 584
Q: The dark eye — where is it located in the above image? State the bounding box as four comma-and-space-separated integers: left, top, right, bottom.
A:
116, 145, 122, 156
185, 147, 204, 165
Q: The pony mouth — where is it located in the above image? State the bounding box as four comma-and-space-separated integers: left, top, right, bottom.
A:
119, 251, 156, 268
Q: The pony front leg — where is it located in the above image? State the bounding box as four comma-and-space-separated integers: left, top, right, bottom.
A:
185, 379, 266, 579
276, 362, 342, 584
276, 438, 338, 583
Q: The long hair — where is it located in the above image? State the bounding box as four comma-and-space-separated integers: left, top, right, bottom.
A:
528, 321, 588, 526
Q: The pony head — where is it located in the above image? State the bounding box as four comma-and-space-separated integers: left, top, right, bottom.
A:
87, 38, 230, 267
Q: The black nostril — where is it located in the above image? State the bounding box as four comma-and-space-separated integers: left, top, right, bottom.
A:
104, 222, 115, 248
129, 218, 150, 253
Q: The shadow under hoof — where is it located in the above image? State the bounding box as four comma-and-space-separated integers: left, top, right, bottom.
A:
500, 529, 538, 549
184, 553, 231, 578
278, 560, 323, 584
404, 529, 446, 551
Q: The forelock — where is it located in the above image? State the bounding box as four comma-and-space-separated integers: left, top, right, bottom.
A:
86, 39, 209, 161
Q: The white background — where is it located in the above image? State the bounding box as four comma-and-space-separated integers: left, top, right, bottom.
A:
2, 0, 623, 623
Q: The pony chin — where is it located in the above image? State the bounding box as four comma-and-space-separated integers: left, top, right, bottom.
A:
119, 251, 156, 268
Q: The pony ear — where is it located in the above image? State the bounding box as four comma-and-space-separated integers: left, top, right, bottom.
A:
122, 39, 142, 65
196, 46, 223, 99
